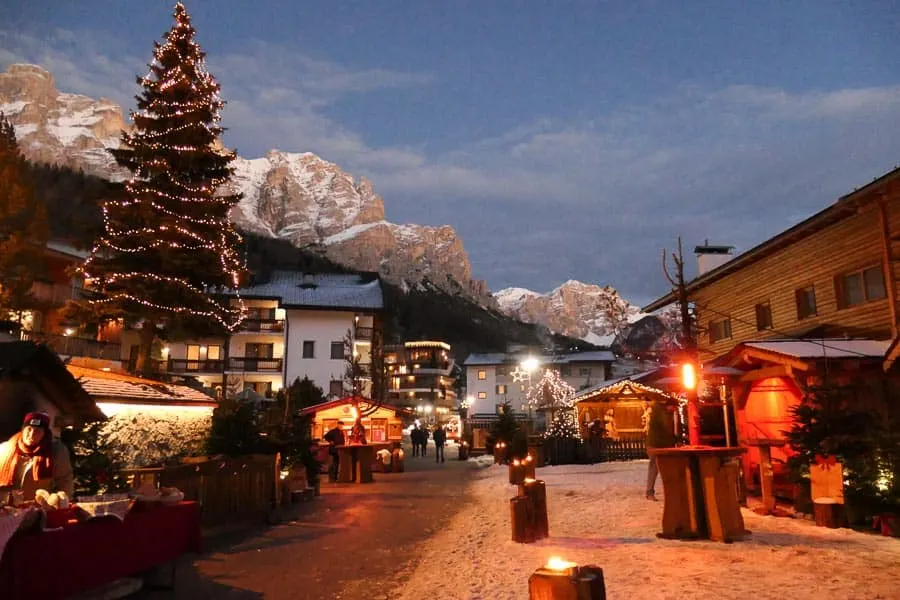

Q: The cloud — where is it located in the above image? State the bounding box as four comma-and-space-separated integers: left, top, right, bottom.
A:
2, 25, 900, 304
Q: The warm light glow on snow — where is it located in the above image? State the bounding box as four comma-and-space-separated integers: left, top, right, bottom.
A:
545, 556, 577, 571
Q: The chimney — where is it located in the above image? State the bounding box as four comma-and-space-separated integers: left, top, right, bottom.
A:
694, 240, 734, 275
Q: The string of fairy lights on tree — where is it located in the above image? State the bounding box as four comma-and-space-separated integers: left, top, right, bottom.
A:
543, 410, 580, 440
81, 2, 246, 331
526, 369, 576, 410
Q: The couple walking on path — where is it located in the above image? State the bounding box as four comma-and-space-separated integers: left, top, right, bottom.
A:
411, 424, 447, 463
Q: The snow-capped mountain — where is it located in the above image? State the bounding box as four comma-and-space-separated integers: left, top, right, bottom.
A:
0, 64, 488, 298
495, 280, 644, 345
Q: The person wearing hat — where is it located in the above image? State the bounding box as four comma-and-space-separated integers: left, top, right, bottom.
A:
0, 412, 74, 501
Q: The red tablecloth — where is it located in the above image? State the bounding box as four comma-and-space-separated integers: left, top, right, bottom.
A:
0, 501, 201, 600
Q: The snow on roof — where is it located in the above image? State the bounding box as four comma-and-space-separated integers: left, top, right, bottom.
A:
67, 365, 217, 406
572, 370, 662, 400
46, 239, 89, 259
463, 350, 616, 367
744, 339, 891, 359
225, 270, 383, 310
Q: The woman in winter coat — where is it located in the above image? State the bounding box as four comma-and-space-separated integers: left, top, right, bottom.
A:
0, 412, 74, 501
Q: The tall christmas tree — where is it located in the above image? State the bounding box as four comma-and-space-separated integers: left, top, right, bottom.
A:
0, 112, 48, 320
81, 3, 245, 373
526, 368, 575, 414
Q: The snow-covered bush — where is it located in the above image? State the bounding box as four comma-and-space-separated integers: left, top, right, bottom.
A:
101, 410, 211, 468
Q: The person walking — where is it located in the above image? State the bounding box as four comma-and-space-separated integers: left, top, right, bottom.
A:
410, 425, 420, 457
420, 426, 429, 457
432, 425, 447, 464
645, 401, 677, 500
324, 422, 345, 482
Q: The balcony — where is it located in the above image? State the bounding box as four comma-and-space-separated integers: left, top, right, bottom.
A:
29, 282, 88, 307
21, 330, 121, 360
355, 326, 373, 341
167, 358, 226, 373
237, 318, 285, 334
227, 357, 283, 372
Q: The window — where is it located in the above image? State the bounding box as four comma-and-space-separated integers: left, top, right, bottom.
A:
207, 345, 222, 360
578, 367, 591, 377
795, 286, 817, 319
477, 369, 487, 380
245, 343, 273, 358
560, 366, 571, 376
837, 265, 886, 308
709, 319, 732, 343
330, 341, 345, 359
755, 302, 773, 331
496, 384, 507, 395
477, 391, 487, 399
302, 340, 315, 359
496, 366, 507, 376
329, 380, 343, 396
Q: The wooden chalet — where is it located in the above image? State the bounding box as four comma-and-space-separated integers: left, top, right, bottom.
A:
643, 165, 900, 495
0, 340, 104, 438
301, 397, 407, 443
573, 377, 677, 440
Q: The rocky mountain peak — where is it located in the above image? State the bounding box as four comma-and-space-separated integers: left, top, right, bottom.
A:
0, 63, 490, 300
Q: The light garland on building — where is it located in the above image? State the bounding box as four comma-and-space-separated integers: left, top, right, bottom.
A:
80, 1, 246, 331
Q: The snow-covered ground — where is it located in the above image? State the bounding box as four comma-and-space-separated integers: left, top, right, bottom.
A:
398, 461, 900, 600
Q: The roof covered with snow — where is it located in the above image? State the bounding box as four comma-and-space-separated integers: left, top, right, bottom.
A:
67, 365, 217, 406
225, 270, 383, 311
743, 339, 890, 359
463, 350, 616, 367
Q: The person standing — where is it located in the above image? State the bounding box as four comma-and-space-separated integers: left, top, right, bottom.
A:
324, 422, 345, 482
432, 425, 447, 464
0, 412, 73, 501
411, 425, 421, 457
420, 426, 429, 457
645, 401, 677, 500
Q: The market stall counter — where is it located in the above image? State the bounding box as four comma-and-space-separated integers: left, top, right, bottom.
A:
0, 501, 201, 600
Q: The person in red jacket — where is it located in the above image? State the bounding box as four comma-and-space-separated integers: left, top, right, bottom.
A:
0, 412, 73, 502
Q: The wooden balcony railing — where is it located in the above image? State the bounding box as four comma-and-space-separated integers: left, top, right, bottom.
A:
238, 318, 285, 333
167, 358, 226, 373
227, 357, 283, 372
354, 326, 373, 341
21, 330, 121, 360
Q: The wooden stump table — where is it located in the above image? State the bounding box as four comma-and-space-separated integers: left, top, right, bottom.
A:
336, 444, 376, 483
650, 446, 748, 543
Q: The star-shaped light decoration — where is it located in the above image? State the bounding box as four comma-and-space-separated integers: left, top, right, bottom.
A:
510, 367, 528, 383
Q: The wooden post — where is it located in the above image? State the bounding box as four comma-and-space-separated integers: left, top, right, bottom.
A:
510, 496, 536, 543
520, 479, 549, 539
509, 455, 537, 485
494, 441, 507, 465
813, 499, 842, 528
529, 563, 606, 600
757, 445, 776, 514
391, 447, 405, 472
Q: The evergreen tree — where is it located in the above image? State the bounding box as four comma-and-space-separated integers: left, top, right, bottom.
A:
486, 402, 526, 458
0, 112, 48, 320
80, 3, 246, 375
285, 376, 326, 410
544, 408, 580, 440
206, 396, 268, 456
62, 421, 129, 497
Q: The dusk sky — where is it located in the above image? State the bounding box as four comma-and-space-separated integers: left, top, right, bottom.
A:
2, 1, 900, 305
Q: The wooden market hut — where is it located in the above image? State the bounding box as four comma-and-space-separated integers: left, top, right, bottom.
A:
0, 341, 105, 438
573, 377, 677, 441
301, 396, 407, 444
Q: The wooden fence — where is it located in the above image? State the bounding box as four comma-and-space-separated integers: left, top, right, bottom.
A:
542, 437, 648, 465
122, 454, 278, 528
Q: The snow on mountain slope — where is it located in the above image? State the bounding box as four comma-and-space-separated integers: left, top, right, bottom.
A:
0, 63, 489, 298
494, 280, 643, 344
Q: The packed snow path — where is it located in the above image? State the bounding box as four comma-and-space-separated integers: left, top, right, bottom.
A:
397, 460, 900, 600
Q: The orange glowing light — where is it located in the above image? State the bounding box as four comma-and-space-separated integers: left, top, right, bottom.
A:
524, 477, 536, 484
682, 363, 697, 390
513, 459, 521, 466
545, 556, 577, 571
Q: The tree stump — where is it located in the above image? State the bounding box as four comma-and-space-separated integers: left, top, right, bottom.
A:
494, 442, 507, 465
813, 498, 843, 528
509, 457, 536, 485
391, 448, 405, 472
510, 495, 536, 543
528, 564, 606, 600
520, 479, 549, 539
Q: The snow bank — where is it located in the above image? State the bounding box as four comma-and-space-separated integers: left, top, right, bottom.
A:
398, 462, 900, 600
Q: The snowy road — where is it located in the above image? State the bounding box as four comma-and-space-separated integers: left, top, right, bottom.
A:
398, 460, 900, 600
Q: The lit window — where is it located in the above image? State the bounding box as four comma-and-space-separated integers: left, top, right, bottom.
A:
477, 369, 487, 380
477, 391, 487, 399
496, 384, 506, 395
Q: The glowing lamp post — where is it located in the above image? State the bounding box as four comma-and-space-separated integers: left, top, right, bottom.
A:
528, 557, 606, 600
682, 361, 701, 446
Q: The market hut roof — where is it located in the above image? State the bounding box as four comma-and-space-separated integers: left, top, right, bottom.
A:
300, 396, 409, 417
573, 377, 675, 404
66, 365, 217, 408
716, 339, 891, 370
0, 341, 104, 422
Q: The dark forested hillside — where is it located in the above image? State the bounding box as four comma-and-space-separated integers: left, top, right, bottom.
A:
25, 161, 594, 359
